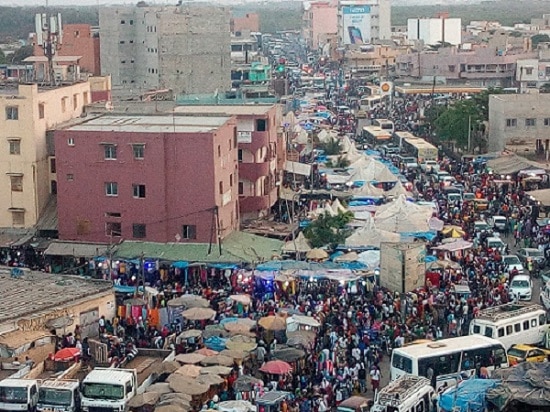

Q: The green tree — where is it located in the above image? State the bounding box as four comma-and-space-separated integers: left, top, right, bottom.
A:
304, 211, 354, 249
318, 138, 342, 156
11, 45, 33, 64
325, 155, 350, 169
0, 49, 6, 64
532, 34, 550, 49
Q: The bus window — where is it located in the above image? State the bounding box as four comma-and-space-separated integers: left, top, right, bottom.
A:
392, 353, 413, 373
484, 326, 493, 338
492, 347, 506, 366
506, 325, 513, 335
540, 314, 546, 326
472, 325, 480, 334
523, 320, 530, 330
532, 319, 538, 328
498, 328, 504, 338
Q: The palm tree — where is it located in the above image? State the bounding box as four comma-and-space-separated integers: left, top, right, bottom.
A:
318, 138, 342, 156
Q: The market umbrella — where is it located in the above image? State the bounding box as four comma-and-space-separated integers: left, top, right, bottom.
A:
223, 322, 253, 334
53, 347, 80, 361
258, 316, 287, 331
182, 307, 216, 321
286, 333, 314, 349
200, 354, 234, 367
171, 295, 210, 308
175, 353, 206, 365
426, 259, 461, 271
168, 376, 210, 395
160, 392, 192, 403
128, 392, 160, 408
441, 225, 465, 238
195, 373, 224, 386
292, 315, 321, 328
334, 251, 359, 262
225, 335, 257, 352
155, 404, 188, 412
229, 294, 252, 306
306, 248, 329, 260
202, 329, 229, 339
146, 383, 172, 395
195, 348, 219, 357
174, 364, 203, 378
156, 400, 190, 411
178, 329, 203, 339
220, 349, 249, 360
218, 400, 255, 412
259, 360, 292, 375
234, 375, 262, 392
200, 365, 233, 376
272, 348, 306, 363
153, 360, 180, 375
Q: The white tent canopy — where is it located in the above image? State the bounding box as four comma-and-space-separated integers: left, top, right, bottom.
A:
345, 220, 401, 248
352, 182, 384, 197
385, 181, 412, 198
282, 232, 312, 253
331, 198, 348, 214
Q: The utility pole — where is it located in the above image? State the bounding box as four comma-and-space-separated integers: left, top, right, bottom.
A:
35, 1, 63, 86
467, 115, 472, 154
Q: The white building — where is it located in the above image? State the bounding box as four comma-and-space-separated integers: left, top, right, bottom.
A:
516, 43, 550, 92
338, 0, 391, 47
407, 17, 462, 46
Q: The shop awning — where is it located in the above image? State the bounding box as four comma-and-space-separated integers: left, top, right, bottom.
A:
487, 154, 545, 175
0, 229, 35, 248
44, 240, 109, 258
527, 188, 550, 206
284, 161, 311, 176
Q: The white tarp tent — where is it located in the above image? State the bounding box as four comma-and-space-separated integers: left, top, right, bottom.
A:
345, 220, 401, 248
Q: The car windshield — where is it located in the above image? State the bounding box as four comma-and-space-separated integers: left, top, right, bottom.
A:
82, 383, 124, 400
507, 348, 527, 358
403, 158, 416, 163
512, 280, 530, 288
504, 256, 520, 265
0, 387, 27, 404
528, 250, 543, 257
39, 388, 72, 406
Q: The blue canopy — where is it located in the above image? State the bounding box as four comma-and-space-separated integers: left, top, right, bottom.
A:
114, 285, 143, 294
203, 336, 227, 352
207, 263, 238, 270
439, 379, 499, 412
401, 231, 437, 241
338, 261, 368, 270
172, 261, 189, 269
220, 317, 240, 325
425, 255, 438, 263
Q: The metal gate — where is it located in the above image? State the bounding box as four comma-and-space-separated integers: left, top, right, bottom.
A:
79, 308, 99, 338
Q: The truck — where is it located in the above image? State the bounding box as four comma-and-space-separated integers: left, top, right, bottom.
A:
0, 378, 39, 412
37, 379, 80, 412
80, 368, 137, 412
370, 375, 434, 412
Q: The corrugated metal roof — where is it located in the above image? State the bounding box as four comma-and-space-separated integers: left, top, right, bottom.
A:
44, 241, 109, 258
0, 330, 53, 350
0, 229, 35, 248
35, 196, 58, 231
114, 231, 283, 263
487, 154, 544, 175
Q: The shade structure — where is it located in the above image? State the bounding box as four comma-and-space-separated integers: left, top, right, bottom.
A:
160, 392, 192, 403
218, 400, 255, 412
175, 353, 206, 365
258, 315, 287, 331
225, 335, 258, 352
229, 294, 251, 306
306, 248, 329, 260
385, 180, 412, 198
433, 239, 473, 252
174, 364, 203, 378
146, 383, 172, 395
178, 329, 203, 339
155, 404, 188, 412
259, 360, 293, 375
220, 349, 249, 360
282, 232, 312, 253
441, 225, 465, 238
128, 391, 160, 408
223, 322, 253, 334
286, 330, 316, 349
234, 375, 262, 392
339, 396, 370, 409
353, 182, 384, 197
200, 365, 233, 376
200, 354, 234, 366
195, 347, 219, 357
202, 328, 229, 339
153, 360, 180, 375
426, 259, 461, 271
195, 373, 224, 386
181, 307, 216, 321
272, 348, 306, 363
334, 251, 359, 262
348, 159, 396, 183
345, 221, 400, 248
53, 347, 80, 361
291, 315, 321, 328
169, 294, 209, 308
168, 376, 210, 395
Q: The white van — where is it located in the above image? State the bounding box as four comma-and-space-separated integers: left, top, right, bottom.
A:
371, 375, 434, 412
0, 378, 39, 412
486, 236, 507, 253
469, 303, 548, 348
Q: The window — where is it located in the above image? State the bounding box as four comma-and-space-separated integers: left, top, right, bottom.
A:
50, 158, 56, 173
523, 320, 530, 330
67, 138, 75, 146
229, 174, 233, 187
8, 140, 20, 155
540, 314, 546, 326
498, 328, 504, 337
120, 19, 126, 24
51, 180, 57, 194
106, 222, 122, 237
129, 19, 134, 25
5, 106, 18, 120
11, 211, 24, 226
10, 175, 23, 192
256, 119, 267, 132
66, 174, 74, 181
104, 144, 117, 160
77, 219, 91, 235
514, 323, 521, 333
83, 92, 89, 104
182, 225, 197, 239
61, 97, 67, 113
484, 326, 493, 338
73, 94, 78, 110
546, 66, 550, 76
132, 224, 146, 239
238, 149, 243, 163
532, 318, 538, 327
38, 103, 45, 119
105, 212, 121, 218
132, 184, 146, 198
219, 181, 223, 195
448, 65, 455, 72
506, 325, 513, 335
238, 181, 244, 195
525, 118, 536, 127
506, 118, 517, 127
392, 353, 412, 374
105, 182, 118, 196
525, 67, 534, 75
473, 325, 480, 334
132, 144, 145, 159
218, 145, 221, 157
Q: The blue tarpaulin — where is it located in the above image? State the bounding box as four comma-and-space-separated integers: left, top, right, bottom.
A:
439, 379, 499, 412
172, 261, 189, 269
401, 232, 437, 241
114, 285, 143, 294
207, 263, 238, 270
204, 336, 227, 352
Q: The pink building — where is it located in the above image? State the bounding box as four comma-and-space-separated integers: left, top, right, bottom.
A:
55, 115, 239, 243
303, 0, 338, 50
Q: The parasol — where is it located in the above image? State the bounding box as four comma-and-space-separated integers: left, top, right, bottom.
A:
334, 251, 359, 262
178, 329, 203, 339
195, 347, 219, 357
223, 322, 253, 334
258, 316, 287, 331
426, 259, 461, 271
200, 354, 234, 367
306, 248, 329, 260
53, 347, 80, 361
153, 360, 180, 375
175, 353, 206, 365
441, 225, 465, 238
174, 364, 202, 378
218, 400, 255, 412
272, 348, 306, 363
200, 365, 233, 376
170, 295, 210, 308
291, 315, 321, 328
195, 373, 224, 386
202, 329, 229, 339
168, 376, 210, 395
229, 294, 251, 306
160, 392, 192, 403
220, 349, 249, 360
128, 392, 160, 408
225, 335, 257, 352
234, 375, 262, 392
155, 403, 189, 412
259, 360, 292, 375
181, 307, 216, 321
146, 383, 172, 395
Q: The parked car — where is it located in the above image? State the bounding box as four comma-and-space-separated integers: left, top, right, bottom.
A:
463, 192, 475, 202
517, 248, 546, 268
509, 274, 532, 300
485, 236, 507, 253
507, 344, 550, 365
503, 255, 525, 275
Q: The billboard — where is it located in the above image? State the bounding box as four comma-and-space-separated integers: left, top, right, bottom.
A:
342, 5, 371, 45
379, 242, 426, 293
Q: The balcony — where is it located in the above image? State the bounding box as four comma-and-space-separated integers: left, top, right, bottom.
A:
239, 161, 271, 182
239, 188, 278, 214
459, 70, 514, 79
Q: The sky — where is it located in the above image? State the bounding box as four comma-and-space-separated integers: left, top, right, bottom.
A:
0, 0, 478, 5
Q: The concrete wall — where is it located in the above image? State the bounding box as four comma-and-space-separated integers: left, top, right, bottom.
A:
408, 18, 462, 46
0, 82, 90, 229
231, 13, 260, 34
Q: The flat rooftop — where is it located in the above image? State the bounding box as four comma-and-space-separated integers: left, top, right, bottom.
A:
174, 105, 274, 116
0, 268, 112, 325
66, 115, 231, 133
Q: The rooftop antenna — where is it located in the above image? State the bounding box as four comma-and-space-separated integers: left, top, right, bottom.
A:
35, 0, 63, 86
